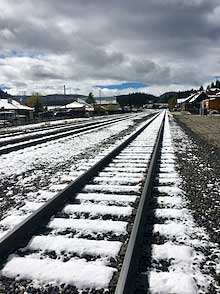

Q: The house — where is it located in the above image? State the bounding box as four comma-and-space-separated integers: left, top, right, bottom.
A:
94, 96, 122, 114
177, 92, 209, 113
61, 100, 94, 117
0, 98, 34, 121
201, 97, 220, 113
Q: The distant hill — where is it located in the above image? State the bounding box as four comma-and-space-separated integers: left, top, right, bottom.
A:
159, 90, 197, 103
116, 92, 158, 107
159, 92, 178, 103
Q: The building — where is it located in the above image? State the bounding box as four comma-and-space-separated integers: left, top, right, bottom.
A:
94, 96, 122, 114
177, 92, 209, 113
0, 98, 34, 121
201, 95, 220, 113
61, 100, 94, 117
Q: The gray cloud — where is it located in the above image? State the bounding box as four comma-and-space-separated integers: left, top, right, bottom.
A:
0, 0, 220, 95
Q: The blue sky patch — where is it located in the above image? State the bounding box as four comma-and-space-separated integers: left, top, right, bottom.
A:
95, 82, 149, 90
0, 84, 12, 90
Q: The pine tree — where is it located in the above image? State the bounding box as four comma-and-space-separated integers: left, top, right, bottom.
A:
199, 85, 204, 91
216, 80, 220, 89
86, 92, 96, 104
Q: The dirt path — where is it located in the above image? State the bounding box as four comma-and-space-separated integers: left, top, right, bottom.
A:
173, 113, 220, 149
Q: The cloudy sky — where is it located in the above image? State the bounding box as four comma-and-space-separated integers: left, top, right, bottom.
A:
1, 0, 220, 96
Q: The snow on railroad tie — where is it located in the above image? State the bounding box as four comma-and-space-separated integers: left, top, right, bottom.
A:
161, 147, 174, 153
149, 272, 198, 294
159, 166, 176, 173
159, 162, 176, 168
120, 149, 153, 154
93, 176, 141, 185
108, 162, 147, 168
1, 256, 116, 289
160, 154, 176, 161
104, 166, 146, 173
63, 203, 133, 217
0, 214, 30, 228
19, 201, 46, 213
48, 218, 128, 235
112, 158, 149, 164
83, 184, 140, 194
30, 190, 55, 202
128, 143, 155, 147
160, 158, 176, 164
156, 177, 180, 185
115, 154, 151, 160
98, 171, 144, 179
48, 183, 68, 192
154, 186, 183, 196
154, 222, 187, 238
27, 235, 122, 258
152, 242, 193, 264
75, 193, 138, 204
157, 196, 183, 209
156, 172, 179, 178
155, 208, 188, 220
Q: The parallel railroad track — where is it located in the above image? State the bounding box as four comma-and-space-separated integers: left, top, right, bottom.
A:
0, 115, 135, 155
0, 111, 165, 293
0, 114, 130, 140
0, 115, 125, 138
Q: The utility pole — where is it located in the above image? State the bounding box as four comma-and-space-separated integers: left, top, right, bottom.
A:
64, 85, 66, 109
99, 89, 102, 116
99, 89, 102, 105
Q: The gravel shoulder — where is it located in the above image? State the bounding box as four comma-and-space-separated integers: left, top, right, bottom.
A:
170, 113, 220, 291
171, 113, 220, 243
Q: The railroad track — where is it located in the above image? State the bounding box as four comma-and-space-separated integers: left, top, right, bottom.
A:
0, 111, 165, 293
0, 114, 128, 140
0, 115, 135, 155
0, 115, 121, 137
121, 114, 210, 294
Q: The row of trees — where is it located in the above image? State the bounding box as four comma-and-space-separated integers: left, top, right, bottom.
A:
207, 79, 220, 90
116, 93, 157, 107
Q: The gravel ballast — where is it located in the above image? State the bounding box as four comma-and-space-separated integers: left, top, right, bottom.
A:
170, 114, 220, 291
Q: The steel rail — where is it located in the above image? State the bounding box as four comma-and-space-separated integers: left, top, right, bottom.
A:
0, 112, 160, 261
114, 111, 165, 294
0, 116, 132, 155
0, 115, 130, 147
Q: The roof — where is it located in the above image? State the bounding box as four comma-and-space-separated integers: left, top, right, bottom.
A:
188, 92, 202, 103
62, 101, 94, 111
207, 94, 220, 99
177, 92, 208, 104
0, 98, 33, 111
177, 97, 190, 104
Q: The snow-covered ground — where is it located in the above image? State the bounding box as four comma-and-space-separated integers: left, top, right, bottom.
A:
0, 112, 154, 219
0, 112, 164, 292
